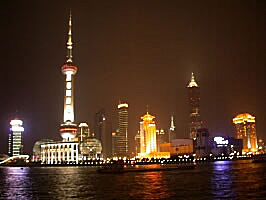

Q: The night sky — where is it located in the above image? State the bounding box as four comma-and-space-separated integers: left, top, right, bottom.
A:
0, 0, 265, 154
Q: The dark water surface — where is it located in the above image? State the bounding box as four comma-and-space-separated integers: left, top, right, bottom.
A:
0, 160, 265, 200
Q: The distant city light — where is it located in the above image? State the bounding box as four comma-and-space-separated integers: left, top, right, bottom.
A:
214, 137, 228, 146
118, 103, 129, 109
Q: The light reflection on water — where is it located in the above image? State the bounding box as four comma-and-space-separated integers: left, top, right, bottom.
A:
211, 161, 235, 199
0, 161, 265, 200
1, 167, 33, 200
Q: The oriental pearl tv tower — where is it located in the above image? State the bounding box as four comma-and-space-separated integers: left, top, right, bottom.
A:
59, 12, 78, 142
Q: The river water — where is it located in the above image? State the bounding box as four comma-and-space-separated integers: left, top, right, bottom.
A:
0, 160, 265, 200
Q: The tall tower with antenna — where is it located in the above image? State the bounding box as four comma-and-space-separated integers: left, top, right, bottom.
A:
187, 73, 202, 139
59, 12, 78, 141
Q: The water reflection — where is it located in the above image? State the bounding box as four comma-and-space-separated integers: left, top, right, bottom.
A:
123, 165, 171, 200
0, 162, 265, 199
0, 167, 33, 199
233, 161, 266, 199
141, 171, 169, 199
211, 161, 235, 199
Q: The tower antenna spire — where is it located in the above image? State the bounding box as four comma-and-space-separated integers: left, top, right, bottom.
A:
66, 9, 73, 63
187, 72, 199, 88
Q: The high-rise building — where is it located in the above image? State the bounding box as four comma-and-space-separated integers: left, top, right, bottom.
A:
115, 103, 129, 157
59, 12, 78, 142
9, 119, 24, 156
187, 73, 202, 139
94, 109, 106, 141
94, 109, 110, 158
135, 131, 141, 155
156, 129, 167, 152
112, 131, 117, 156
139, 112, 157, 155
233, 113, 258, 153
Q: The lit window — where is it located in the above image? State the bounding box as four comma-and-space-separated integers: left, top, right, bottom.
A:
66, 90, 71, 96
66, 105, 72, 112
66, 73, 72, 81
66, 82, 72, 89
66, 97, 71, 105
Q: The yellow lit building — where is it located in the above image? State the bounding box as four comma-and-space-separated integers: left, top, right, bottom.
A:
233, 113, 258, 153
140, 112, 157, 155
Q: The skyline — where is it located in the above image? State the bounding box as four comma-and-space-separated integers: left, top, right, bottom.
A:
0, 1, 265, 154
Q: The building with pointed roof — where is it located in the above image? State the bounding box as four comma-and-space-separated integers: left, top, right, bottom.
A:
187, 73, 202, 139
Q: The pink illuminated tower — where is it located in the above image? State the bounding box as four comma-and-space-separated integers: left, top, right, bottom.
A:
59, 12, 78, 141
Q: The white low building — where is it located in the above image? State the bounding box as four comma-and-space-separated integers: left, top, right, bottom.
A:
41, 142, 79, 164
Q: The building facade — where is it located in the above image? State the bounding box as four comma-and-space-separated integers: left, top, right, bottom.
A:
8, 119, 24, 157
94, 109, 110, 158
160, 139, 193, 156
156, 129, 167, 152
41, 142, 79, 164
233, 113, 258, 153
210, 136, 243, 156
115, 103, 129, 157
195, 128, 210, 157
187, 73, 202, 139
77, 122, 89, 142
139, 112, 157, 156
32, 139, 54, 162
135, 131, 141, 155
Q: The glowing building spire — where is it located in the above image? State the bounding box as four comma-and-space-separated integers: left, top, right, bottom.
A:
66, 10, 73, 63
187, 72, 199, 88
170, 115, 175, 131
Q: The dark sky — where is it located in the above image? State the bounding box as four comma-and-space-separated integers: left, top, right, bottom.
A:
0, 0, 265, 154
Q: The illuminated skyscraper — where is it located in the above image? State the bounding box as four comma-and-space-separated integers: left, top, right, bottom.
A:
116, 103, 129, 157
9, 119, 24, 156
139, 112, 157, 155
187, 73, 202, 139
59, 12, 78, 142
233, 113, 258, 153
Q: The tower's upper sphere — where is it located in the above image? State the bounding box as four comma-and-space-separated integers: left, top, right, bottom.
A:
61, 62, 78, 75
